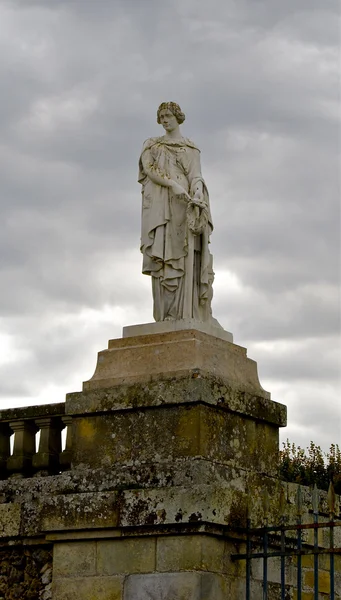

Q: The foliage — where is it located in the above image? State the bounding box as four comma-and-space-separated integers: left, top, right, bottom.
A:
279, 440, 341, 495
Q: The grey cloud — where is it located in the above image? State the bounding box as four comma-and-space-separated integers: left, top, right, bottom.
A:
215, 283, 340, 343
0, 0, 339, 452
252, 339, 340, 383
278, 383, 340, 451
0, 379, 32, 398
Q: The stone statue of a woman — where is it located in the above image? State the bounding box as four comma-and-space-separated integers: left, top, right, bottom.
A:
138, 101, 215, 323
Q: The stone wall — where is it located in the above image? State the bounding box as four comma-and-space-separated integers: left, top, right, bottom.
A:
0, 546, 52, 600
51, 536, 237, 600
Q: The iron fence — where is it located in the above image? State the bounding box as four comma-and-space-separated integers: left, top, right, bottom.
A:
232, 482, 340, 599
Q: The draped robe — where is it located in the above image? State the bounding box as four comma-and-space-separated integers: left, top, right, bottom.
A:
138, 136, 214, 322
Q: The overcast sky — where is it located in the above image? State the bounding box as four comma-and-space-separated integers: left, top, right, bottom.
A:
0, 0, 340, 452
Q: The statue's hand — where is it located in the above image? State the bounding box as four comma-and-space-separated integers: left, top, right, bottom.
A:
170, 181, 188, 197
191, 189, 206, 208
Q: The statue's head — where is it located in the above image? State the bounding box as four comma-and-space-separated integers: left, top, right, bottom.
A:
157, 102, 185, 125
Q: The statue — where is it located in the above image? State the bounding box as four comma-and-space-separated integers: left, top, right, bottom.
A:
138, 102, 215, 323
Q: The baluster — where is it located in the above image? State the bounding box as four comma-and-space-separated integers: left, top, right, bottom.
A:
59, 416, 72, 470
0, 423, 11, 478
32, 417, 63, 473
7, 420, 37, 476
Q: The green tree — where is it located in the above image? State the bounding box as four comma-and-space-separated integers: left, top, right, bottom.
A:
279, 440, 341, 495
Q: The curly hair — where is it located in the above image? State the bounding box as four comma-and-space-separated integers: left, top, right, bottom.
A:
157, 102, 186, 125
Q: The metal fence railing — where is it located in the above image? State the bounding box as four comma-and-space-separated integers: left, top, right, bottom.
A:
232, 483, 340, 600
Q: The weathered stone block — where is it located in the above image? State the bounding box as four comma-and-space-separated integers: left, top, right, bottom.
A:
71, 403, 280, 476
199, 404, 280, 475
52, 576, 123, 600
53, 541, 96, 577
67, 376, 286, 426
304, 569, 331, 594
42, 492, 119, 532
97, 538, 156, 575
123, 572, 229, 600
293, 592, 315, 600
157, 535, 202, 572
251, 555, 295, 586
119, 484, 246, 528
0, 503, 21, 537
156, 535, 225, 573
71, 406, 201, 469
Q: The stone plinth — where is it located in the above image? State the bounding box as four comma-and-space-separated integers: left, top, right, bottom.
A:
67, 326, 285, 480
83, 328, 269, 398
123, 318, 233, 342
64, 327, 286, 524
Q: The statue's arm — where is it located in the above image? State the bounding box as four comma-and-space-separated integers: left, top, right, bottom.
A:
187, 149, 205, 201
140, 147, 172, 188
140, 145, 189, 197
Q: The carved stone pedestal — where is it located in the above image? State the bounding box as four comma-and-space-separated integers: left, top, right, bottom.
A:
45, 325, 286, 600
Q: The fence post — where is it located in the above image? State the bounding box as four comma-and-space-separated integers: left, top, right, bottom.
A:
312, 484, 319, 600
246, 516, 251, 600
262, 489, 270, 600
296, 485, 303, 600
279, 486, 286, 600
328, 481, 336, 600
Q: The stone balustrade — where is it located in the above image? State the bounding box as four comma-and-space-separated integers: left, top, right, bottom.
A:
0, 403, 71, 478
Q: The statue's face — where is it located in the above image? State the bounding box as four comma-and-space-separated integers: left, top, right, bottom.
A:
159, 108, 178, 132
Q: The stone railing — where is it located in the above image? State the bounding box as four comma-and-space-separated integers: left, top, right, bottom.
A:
0, 403, 71, 479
